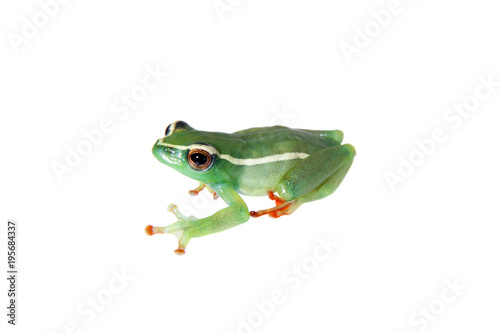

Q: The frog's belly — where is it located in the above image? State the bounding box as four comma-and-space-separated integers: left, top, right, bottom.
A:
234, 161, 298, 196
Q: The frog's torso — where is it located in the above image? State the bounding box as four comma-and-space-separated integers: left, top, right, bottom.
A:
154, 124, 344, 196
218, 126, 341, 195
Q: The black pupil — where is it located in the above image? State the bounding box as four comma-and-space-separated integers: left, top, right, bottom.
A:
191, 153, 207, 165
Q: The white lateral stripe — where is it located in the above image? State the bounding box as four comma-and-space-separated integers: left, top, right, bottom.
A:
156, 140, 309, 166
220, 152, 309, 165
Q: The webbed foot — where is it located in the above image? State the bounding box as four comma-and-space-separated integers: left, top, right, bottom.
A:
250, 191, 300, 218
145, 204, 199, 255
188, 182, 218, 199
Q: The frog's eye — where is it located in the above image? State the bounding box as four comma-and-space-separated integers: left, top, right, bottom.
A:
165, 124, 172, 136
165, 121, 193, 137
187, 148, 213, 171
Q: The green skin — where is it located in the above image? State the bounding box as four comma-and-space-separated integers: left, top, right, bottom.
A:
146, 121, 356, 255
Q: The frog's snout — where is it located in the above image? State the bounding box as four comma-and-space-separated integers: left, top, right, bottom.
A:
152, 142, 164, 161
152, 142, 171, 163
152, 142, 183, 166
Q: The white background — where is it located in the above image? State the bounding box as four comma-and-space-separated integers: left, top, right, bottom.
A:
1, 0, 499, 332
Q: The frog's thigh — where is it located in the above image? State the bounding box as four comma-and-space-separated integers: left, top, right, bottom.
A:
276, 144, 355, 202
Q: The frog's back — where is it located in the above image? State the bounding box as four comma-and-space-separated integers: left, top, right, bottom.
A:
233, 126, 343, 156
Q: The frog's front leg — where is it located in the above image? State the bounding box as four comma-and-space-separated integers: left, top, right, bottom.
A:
145, 184, 249, 255
250, 144, 355, 218
188, 181, 218, 199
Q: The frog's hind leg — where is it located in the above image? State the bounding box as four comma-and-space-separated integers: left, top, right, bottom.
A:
303, 129, 344, 144
295, 145, 355, 204
251, 144, 355, 218
249, 191, 299, 218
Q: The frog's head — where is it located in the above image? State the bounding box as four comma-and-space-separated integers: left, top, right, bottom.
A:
152, 121, 228, 183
